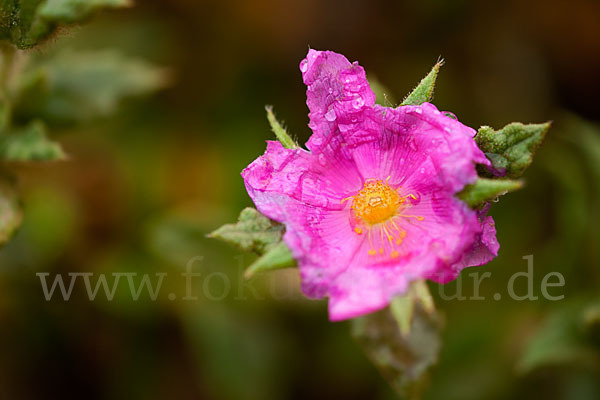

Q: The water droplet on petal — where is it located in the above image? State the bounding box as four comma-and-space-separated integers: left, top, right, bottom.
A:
318, 153, 327, 166
299, 59, 308, 72
328, 87, 333, 94
414, 108, 423, 114
352, 96, 365, 109
444, 111, 457, 120
409, 138, 418, 151
420, 167, 425, 174
324, 108, 336, 122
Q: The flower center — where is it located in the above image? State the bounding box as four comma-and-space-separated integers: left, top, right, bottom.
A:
342, 178, 423, 259
350, 179, 401, 225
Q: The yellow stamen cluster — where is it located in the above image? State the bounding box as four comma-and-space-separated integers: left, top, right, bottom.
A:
343, 178, 424, 259
349, 179, 402, 225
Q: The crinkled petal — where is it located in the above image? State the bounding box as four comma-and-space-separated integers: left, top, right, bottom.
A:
242, 140, 365, 296
300, 49, 376, 152
429, 210, 499, 284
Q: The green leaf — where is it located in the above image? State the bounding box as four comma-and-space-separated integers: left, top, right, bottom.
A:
457, 177, 523, 208
244, 241, 296, 278
265, 105, 297, 149
352, 300, 443, 398
0, 120, 64, 161
475, 122, 550, 178
0, 175, 22, 246
518, 301, 599, 374
13, 49, 169, 124
38, 0, 131, 22
0, 0, 131, 49
401, 60, 443, 106
209, 207, 285, 255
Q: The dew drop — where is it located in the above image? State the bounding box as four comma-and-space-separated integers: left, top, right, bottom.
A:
352, 96, 365, 109
299, 59, 308, 73
318, 153, 327, 166
409, 138, 418, 151
328, 87, 333, 94
444, 111, 457, 120
324, 108, 336, 122
415, 108, 423, 114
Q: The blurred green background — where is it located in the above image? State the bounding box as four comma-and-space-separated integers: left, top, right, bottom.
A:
0, 0, 599, 399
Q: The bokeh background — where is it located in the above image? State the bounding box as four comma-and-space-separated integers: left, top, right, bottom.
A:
1, 0, 599, 399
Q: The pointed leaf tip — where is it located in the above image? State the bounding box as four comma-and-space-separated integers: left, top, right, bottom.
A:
457, 178, 523, 208
476, 122, 550, 178
244, 241, 296, 278
265, 105, 298, 149
401, 60, 443, 106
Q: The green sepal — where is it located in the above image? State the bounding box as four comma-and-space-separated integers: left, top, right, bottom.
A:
476, 122, 550, 178
209, 207, 285, 255
401, 60, 443, 106
244, 241, 296, 278
457, 177, 523, 208
210, 207, 297, 278
265, 105, 297, 149
390, 280, 436, 336
0, 120, 65, 161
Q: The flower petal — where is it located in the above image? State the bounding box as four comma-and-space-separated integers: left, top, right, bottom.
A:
300, 49, 376, 152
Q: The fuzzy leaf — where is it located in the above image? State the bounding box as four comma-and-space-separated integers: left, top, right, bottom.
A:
401, 60, 443, 106
244, 241, 296, 278
352, 301, 443, 398
209, 207, 285, 255
0, 0, 131, 49
13, 49, 169, 125
457, 178, 523, 208
476, 122, 550, 178
265, 105, 297, 149
0, 120, 65, 161
0, 176, 22, 246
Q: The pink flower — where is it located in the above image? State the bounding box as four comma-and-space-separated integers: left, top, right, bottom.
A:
242, 50, 498, 321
